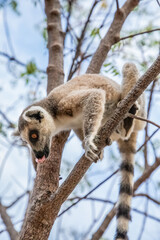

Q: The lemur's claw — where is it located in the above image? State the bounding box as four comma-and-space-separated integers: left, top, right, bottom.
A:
84, 139, 101, 162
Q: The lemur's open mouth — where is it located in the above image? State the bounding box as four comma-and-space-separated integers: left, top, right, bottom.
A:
35, 156, 46, 163
34, 146, 49, 163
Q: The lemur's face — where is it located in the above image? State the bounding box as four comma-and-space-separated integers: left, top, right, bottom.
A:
18, 106, 55, 163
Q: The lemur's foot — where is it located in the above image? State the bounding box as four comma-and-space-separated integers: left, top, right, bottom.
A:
129, 101, 140, 115
117, 100, 140, 116
84, 138, 100, 162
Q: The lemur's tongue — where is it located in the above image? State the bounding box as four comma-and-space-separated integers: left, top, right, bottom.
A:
36, 155, 46, 163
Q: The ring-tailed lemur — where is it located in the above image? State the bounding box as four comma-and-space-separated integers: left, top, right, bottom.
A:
14, 63, 146, 240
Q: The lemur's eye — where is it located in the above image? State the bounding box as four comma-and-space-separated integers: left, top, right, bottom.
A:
31, 133, 38, 139
29, 130, 39, 143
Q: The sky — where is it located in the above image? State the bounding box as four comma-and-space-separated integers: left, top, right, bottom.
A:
0, 0, 160, 240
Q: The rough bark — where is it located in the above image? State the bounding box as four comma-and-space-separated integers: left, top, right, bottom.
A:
18, 0, 67, 239
45, 0, 64, 91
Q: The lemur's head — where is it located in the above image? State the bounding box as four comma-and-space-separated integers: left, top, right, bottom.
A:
16, 106, 55, 163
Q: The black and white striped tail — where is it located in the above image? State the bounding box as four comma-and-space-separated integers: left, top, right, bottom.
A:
115, 132, 137, 240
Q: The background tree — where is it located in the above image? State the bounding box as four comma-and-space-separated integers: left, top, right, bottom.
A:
0, 0, 160, 239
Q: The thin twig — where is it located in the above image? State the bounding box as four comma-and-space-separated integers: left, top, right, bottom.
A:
156, 0, 160, 7
127, 113, 160, 129
3, 7, 15, 56
0, 51, 46, 73
144, 80, 157, 168
0, 203, 18, 240
68, 196, 160, 223
136, 128, 159, 152
134, 193, 160, 205
120, 28, 160, 41
6, 191, 30, 209
68, 0, 100, 80
0, 110, 15, 128
58, 169, 118, 217
137, 182, 149, 240
116, 0, 119, 10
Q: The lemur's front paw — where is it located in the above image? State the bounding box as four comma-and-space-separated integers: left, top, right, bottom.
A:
117, 100, 140, 116
84, 138, 100, 162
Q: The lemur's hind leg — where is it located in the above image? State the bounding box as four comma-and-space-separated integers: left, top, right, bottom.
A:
82, 89, 106, 162
123, 102, 139, 139
117, 101, 140, 140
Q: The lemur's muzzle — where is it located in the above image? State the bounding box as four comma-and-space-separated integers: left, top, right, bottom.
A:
34, 146, 49, 163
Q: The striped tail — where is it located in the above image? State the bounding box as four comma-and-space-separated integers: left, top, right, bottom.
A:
115, 132, 137, 240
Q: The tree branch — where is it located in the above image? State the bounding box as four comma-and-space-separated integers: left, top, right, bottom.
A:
134, 193, 160, 205
136, 128, 159, 152
18, 0, 67, 239
45, 0, 64, 92
120, 28, 160, 41
0, 203, 18, 240
58, 169, 118, 217
87, 0, 140, 74
134, 157, 160, 192
0, 51, 46, 73
116, 0, 119, 11
127, 113, 160, 129
68, 0, 100, 80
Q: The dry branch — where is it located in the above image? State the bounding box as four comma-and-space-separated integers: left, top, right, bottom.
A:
0, 203, 18, 240
127, 113, 160, 130
0, 51, 45, 73
134, 193, 160, 205
120, 28, 160, 41
45, 0, 64, 92
87, 0, 140, 74
18, 0, 67, 239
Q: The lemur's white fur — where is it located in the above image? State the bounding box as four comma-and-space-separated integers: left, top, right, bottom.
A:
23, 106, 54, 125
16, 63, 146, 240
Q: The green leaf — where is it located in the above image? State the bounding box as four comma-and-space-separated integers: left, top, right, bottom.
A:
104, 62, 120, 76
103, 63, 111, 67
20, 72, 26, 77
0, 122, 7, 137
26, 61, 37, 75
42, 28, 48, 42
25, 78, 29, 85
90, 28, 101, 38
10, 0, 20, 15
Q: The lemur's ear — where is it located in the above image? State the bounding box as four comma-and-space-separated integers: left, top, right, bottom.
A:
12, 127, 20, 137
25, 110, 44, 122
